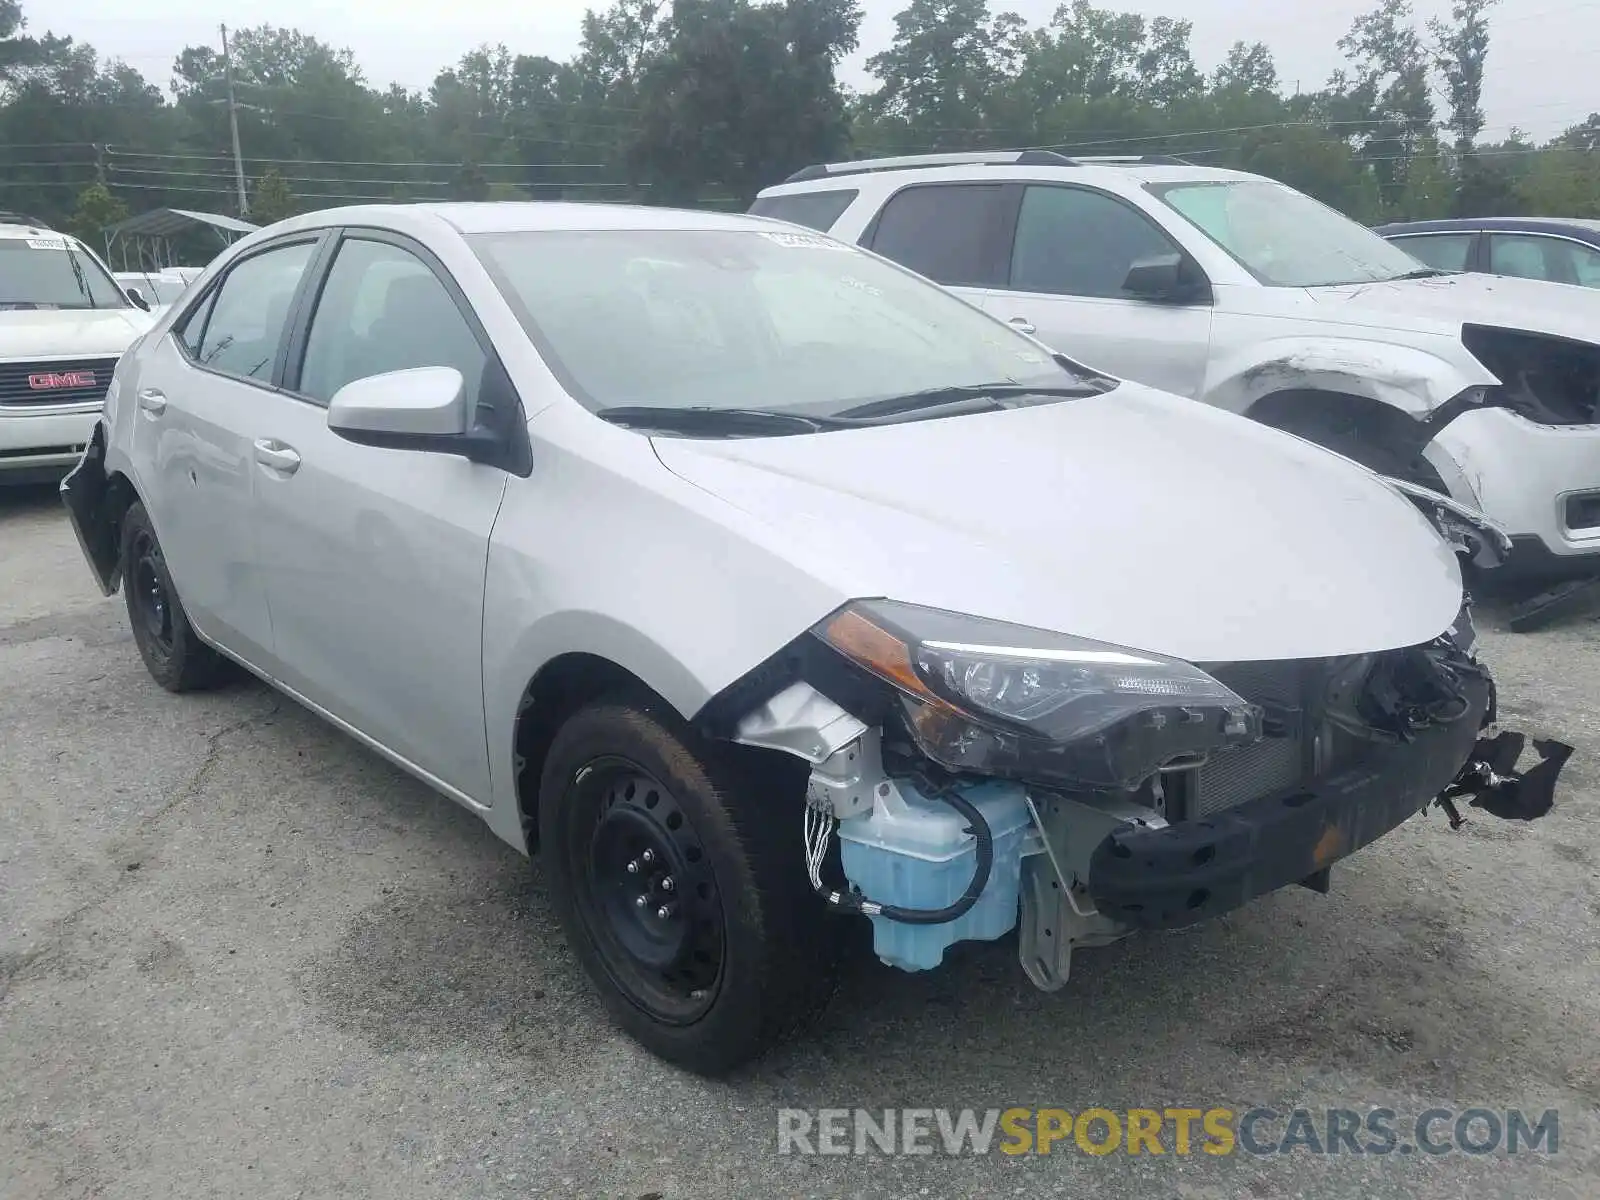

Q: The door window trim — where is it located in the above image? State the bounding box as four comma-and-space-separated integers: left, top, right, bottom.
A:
861, 180, 1016, 289
1000, 181, 1210, 303
168, 232, 332, 392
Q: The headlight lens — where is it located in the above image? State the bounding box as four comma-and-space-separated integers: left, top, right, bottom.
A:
814, 600, 1262, 790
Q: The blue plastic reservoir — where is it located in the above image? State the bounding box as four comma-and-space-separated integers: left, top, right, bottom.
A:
836, 778, 1031, 972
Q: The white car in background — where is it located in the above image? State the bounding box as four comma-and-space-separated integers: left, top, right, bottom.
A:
0, 215, 156, 484
112, 270, 196, 317
752, 152, 1600, 598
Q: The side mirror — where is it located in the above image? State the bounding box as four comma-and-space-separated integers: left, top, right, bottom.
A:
327, 366, 489, 458
1122, 253, 1209, 304
125, 286, 150, 312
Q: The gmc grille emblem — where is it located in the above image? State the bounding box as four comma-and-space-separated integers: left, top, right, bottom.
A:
28, 370, 95, 390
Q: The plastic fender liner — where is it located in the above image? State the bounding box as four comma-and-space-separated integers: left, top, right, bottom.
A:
59, 421, 120, 596
1085, 674, 1490, 931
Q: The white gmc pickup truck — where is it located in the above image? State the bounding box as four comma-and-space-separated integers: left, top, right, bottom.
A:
1, 214, 155, 485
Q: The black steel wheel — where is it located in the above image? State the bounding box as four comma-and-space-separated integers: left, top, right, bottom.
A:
577, 759, 725, 1023
539, 696, 839, 1075
119, 501, 229, 692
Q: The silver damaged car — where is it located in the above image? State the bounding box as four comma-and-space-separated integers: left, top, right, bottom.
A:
61, 202, 1570, 1074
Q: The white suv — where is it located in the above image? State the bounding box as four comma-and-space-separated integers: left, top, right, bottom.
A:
0, 214, 155, 484
752, 152, 1600, 589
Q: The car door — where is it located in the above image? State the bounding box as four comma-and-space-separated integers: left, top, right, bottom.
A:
981, 184, 1214, 397
127, 237, 321, 667
251, 230, 514, 802
859, 182, 1013, 310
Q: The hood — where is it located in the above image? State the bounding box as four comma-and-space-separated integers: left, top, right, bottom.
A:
0, 306, 155, 360
653, 384, 1464, 664
1310, 271, 1600, 345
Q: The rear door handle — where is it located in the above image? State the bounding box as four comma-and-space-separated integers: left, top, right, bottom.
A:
1007, 316, 1037, 335
253, 439, 301, 475
137, 387, 166, 414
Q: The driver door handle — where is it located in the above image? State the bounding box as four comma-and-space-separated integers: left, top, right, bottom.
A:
253, 439, 301, 475
137, 388, 166, 414
1007, 316, 1037, 335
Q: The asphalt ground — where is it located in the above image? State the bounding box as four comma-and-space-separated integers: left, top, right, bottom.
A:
2, 480, 1597, 1200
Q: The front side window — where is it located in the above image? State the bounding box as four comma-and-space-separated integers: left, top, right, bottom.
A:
1152, 179, 1426, 287
1391, 233, 1474, 272
0, 236, 127, 310
1010, 185, 1183, 298
188, 241, 316, 382
747, 190, 858, 233
472, 228, 1067, 418
866, 184, 1010, 287
298, 238, 485, 404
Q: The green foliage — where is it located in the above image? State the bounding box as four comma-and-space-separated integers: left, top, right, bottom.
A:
1, 0, 1598, 230
250, 167, 297, 224
67, 181, 127, 247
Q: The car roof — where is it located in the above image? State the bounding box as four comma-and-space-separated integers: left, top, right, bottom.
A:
0, 221, 72, 241
755, 154, 1263, 198
271, 201, 793, 238
1377, 216, 1600, 240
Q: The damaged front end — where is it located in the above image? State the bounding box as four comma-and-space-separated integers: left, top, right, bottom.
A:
715, 599, 1572, 990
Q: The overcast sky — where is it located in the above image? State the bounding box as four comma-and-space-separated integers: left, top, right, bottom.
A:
39, 0, 1600, 141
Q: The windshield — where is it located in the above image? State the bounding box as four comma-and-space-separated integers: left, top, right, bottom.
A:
1149, 180, 1426, 287
470, 227, 1075, 419
0, 236, 128, 310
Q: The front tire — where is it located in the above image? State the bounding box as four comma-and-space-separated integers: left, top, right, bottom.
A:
539, 696, 839, 1075
120, 501, 229, 692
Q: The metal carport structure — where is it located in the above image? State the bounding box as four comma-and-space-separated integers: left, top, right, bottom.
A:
102, 207, 258, 272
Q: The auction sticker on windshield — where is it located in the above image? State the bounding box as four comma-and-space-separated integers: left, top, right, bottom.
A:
26, 238, 67, 251
757, 231, 853, 250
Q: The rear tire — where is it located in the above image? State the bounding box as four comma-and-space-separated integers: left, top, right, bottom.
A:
539, 696, 839, 1075
120, 501, 229, 693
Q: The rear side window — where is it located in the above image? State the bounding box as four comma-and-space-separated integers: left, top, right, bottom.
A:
188, 242, 316, 381
866, 183, 1009, 288
748, 190, 858, 232
1392, 233, 1474, 272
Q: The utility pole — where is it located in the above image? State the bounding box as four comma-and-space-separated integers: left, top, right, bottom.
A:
220, 23, 249, 218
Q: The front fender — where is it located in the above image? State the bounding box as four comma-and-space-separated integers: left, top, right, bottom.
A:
1206, 336, 1494, 418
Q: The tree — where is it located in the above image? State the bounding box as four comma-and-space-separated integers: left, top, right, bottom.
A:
630, 0, 861, 204
251, 167, 297, 223
450, 161, 490, 201
66, 181, 127, 248
1431, 0, 1494, 156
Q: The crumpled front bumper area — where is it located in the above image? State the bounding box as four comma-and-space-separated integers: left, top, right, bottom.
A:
1086, 674, 1492, 931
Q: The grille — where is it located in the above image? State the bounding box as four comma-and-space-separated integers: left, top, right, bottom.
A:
1189, 660, 1310, 819
0, 357, 117, 408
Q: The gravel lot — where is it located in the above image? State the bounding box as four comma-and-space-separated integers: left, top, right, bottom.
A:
2, 481, 1597, 1200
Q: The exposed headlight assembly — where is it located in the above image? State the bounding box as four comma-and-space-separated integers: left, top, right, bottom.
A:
814, 600, 1262, 791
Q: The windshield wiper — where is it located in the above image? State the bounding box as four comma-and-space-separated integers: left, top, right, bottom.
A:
62, 239, 97, 309
593, 405, 854, 436
833, 381, 1107, 421
1388, 267, 1456, 281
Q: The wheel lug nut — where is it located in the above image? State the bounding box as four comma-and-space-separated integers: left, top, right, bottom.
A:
656, 904, 675, 920
634, 894, 649, 908
660, 876, 674, 892
641, 849, 656, 865
626, 859, 640, 874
